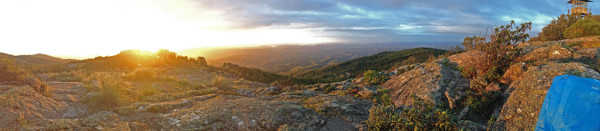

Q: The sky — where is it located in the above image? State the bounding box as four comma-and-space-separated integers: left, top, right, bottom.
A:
0, 0, 590, 58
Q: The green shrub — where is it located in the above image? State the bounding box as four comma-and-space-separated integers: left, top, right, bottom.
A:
366, 96, 459, 130
459, 67, 477, 79
366, 104, 398, 131
461, 21, 531, 91
532, 14, 579, 41
362, 70, 389, 85
563, 18, 600, 39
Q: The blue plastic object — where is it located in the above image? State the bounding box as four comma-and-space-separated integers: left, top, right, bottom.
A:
535, 75, 600, 131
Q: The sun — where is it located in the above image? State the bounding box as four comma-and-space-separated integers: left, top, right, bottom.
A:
0, 0, 337, 58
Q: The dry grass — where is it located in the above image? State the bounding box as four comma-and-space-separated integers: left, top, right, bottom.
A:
123, 68, 156, 82
85, 73, 127, 110
207, 76, 230, 89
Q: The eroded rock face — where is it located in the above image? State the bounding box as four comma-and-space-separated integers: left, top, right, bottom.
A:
383, 58, 469, 109
492, 62, 600, 130
515, 42, 574, 62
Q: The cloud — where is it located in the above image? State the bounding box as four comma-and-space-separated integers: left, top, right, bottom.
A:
189, 0, 574, 42
0, 0, 582, 56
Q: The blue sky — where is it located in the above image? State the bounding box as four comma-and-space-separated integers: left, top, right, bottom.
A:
0, 0, 592, 57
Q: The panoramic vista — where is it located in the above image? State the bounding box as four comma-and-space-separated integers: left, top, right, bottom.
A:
1, 0, 600, 130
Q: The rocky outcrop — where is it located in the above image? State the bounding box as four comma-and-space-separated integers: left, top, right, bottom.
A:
500, 62, 526, 84
492, 62, 600, 130
515, 42, 574, 62
383, 58, 469, 109
0, 86, 68, 129
447, 51, 487, 73
573, 48, 598, 59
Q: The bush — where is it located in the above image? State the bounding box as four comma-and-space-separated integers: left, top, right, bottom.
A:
366, 96, 459, 130
532, 14, 579, 41
366, 104, 398, 130
0, 56, 29, 83
461, 21, 531, 87
86, 73, 126, 110
563, 18, 600, 39
362, 70, 389, 85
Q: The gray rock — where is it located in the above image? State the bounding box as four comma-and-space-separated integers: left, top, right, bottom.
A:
383, 58, 469, 109
493, 62, 600, 130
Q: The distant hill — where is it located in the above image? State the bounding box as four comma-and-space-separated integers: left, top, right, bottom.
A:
291, 47, 447, 82
0, 53, 70, 67
179, 42, 456, 73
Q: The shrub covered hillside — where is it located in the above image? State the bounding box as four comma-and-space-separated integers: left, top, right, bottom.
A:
0, 56, 29, 83
291, 47, 447, 82
0, 56, 50, 95
38, 49, 208, 72
532, 14, 600, 41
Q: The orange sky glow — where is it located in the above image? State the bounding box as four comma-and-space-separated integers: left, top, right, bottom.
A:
0, 0, 337, 58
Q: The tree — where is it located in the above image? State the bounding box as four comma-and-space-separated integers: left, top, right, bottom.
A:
563, 18, 600, 39
532, 14, 579, 41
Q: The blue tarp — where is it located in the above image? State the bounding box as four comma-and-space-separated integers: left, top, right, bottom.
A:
535, 75, 600, 131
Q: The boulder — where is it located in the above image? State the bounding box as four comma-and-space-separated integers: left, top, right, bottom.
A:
573, 48, 598, 59
383, 58, 469, 109
447, 51, 487, 71
492, 62, 600, 130
515, 43, 573, 62
500, 62, 526, 84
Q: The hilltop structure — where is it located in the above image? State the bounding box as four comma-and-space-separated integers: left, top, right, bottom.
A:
569, 0, 593, 17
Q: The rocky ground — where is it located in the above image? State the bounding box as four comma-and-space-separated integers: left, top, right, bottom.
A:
382, 36, 600, 130
0, 67, 376, 130
1, 36, 599, 130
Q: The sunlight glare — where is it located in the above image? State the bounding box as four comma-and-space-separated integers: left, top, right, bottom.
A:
0, 0, 337, 58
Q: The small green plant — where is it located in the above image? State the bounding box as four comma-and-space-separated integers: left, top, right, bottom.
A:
362, 70, 389, 85
488, 115, 498, 129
